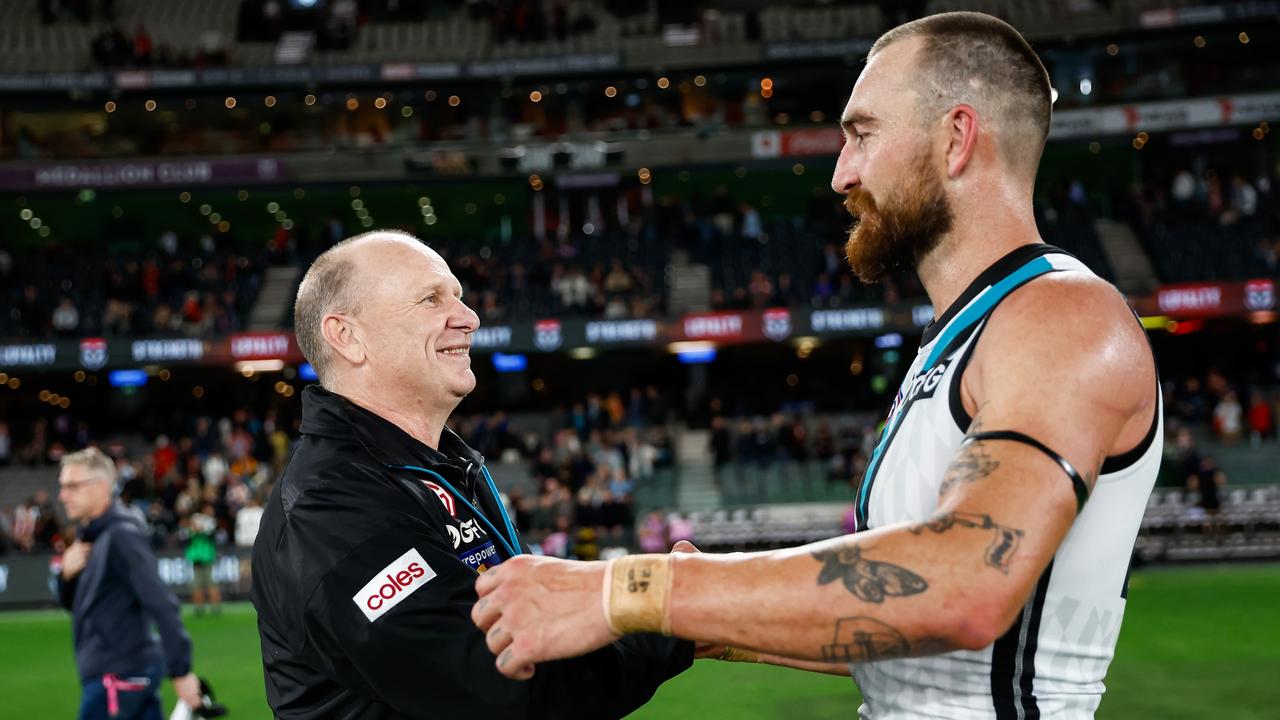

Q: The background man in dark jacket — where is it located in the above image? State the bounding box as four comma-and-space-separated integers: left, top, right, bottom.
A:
57, 447, 204, 720
251, 230, 692, 718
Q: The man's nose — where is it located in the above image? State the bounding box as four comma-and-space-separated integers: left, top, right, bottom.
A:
450, 298, 479, 332
831, 143, 860, 195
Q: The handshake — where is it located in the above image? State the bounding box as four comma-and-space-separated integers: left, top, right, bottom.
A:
471, 542, 781, 680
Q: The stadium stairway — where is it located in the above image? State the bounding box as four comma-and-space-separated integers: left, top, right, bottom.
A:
674, 428, 722, 511
247, 266, 303, 331
1096, 219, 1160, 296
0, 466, 58, 510
667, 250, 712, 314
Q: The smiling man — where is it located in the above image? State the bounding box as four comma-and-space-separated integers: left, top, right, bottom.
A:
471, 12, 1160, 720
250, 231, 691, 718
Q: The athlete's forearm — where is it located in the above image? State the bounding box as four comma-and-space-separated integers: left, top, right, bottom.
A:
667, 512, 1037, 664
755, 654, 852, 676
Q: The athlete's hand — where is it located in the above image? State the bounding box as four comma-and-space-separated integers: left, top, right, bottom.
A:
61, 541, 92, 579
472, 556, 614, 680
172, 673, 203, 710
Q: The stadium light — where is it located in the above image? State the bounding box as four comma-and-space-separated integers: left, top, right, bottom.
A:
235, 360, 285, 373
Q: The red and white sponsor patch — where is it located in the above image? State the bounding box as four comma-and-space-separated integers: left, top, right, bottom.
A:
353, 548, 436, 622
422, 480, 456, 517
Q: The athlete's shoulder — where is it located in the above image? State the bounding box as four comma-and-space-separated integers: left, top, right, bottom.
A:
972, 266, 1156, 430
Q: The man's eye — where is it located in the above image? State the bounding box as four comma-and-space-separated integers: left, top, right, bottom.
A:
854, 132, 867, 146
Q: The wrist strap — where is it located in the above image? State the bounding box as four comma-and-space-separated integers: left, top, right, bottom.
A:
603, 554, 673, 636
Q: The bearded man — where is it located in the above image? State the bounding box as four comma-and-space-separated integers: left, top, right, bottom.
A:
470, 12, 1161, 720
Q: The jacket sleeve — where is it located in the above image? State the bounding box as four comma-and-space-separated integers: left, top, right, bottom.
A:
114, 523, 193, 677
302, 522, 691, 719
56, 573, 78, 611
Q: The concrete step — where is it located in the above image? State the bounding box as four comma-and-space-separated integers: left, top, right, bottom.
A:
1096, 219, 1159, 296
248, 266, 303, 331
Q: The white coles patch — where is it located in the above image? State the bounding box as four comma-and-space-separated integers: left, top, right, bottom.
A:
352, 548, 437, 622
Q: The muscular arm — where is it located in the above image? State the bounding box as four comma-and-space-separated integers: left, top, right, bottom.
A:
476, 275, 1157, 675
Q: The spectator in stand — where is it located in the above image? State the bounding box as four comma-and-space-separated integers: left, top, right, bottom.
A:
1248, 390, 1273, 445
637, 511, 668, 553
1213, 390, 1244, 445
132, 24, 153, 65
51, 297, 81, 335
0, 421, 10, 466
1187, 455, 1227, 538
1224, 175, 1258, 225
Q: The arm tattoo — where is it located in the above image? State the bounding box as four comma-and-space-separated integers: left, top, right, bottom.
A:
498, 649, 512, 669
907, 511, 1025, 574
812, 546, 927, 603
821, 617, 951, 663
938, 436, 1001, 497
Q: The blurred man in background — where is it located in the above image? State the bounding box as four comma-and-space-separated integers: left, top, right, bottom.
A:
57, 447, 204, 720
185, 502, 221, 617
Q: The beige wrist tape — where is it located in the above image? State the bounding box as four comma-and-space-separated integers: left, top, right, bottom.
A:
602, 554, 674, 636
719, 646, 763, 663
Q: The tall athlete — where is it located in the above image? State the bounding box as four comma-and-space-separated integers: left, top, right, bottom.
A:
471, 12, 1160, 719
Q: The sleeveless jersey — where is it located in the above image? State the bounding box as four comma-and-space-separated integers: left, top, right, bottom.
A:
849, 244, 1162, 720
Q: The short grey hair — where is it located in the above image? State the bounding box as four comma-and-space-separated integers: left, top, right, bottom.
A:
294, 230, 422, 386
61, 447, 117, 483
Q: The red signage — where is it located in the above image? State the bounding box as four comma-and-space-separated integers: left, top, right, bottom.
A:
682, 313, 746, 340
782, 128, 845, 157
1148, 279, 1276, 319
229, 332, 294, 360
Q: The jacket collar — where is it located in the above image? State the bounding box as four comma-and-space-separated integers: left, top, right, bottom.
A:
79, 501, 139, 542
299, 385, 484, 472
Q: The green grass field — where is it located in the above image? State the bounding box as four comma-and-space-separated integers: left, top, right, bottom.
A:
2, 564, 1277, 719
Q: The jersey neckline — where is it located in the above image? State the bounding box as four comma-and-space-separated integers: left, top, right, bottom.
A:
920, 243, 1072, 347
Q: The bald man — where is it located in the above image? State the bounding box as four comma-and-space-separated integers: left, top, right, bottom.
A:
471, 13, 1160, 720
250, 231, 692, 719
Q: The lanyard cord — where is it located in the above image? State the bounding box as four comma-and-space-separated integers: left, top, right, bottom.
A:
390, 464, 522, 559
481, 466, 521, 555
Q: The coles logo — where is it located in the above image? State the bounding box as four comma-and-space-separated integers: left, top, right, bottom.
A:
762, 309, 793, 342
79, 338, 108, 370
534, 319, 563, 352
352, 548, 436, 622
1244, 280, 1275, 311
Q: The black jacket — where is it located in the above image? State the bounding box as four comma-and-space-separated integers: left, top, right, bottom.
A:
251, 386, 692, 719
58, 502, 192, 683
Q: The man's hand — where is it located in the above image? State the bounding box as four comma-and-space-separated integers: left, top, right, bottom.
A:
61, 541, 92, 579
172, 672, 203, 710
472, 556, 615, 680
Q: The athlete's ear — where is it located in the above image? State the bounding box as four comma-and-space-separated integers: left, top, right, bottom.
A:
322, 313, 366, 367
943, 104, 980, 179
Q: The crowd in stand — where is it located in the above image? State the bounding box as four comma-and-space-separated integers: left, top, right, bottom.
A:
1123, 159, 1279, 282
450, 387, 675, 557
0, 407, 289, 557
0, 236, 264, 339
0, 385, 677, 559
709, 411, 878, 488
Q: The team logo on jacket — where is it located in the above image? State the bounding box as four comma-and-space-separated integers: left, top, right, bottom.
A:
353, 548, 436, 622
421, 480, 456, 517
1245, 280, 1275, 311
447, 519, 488, 549
79, 338, 109, 370
763, 309, 793, 342
534, 319, 563, 351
